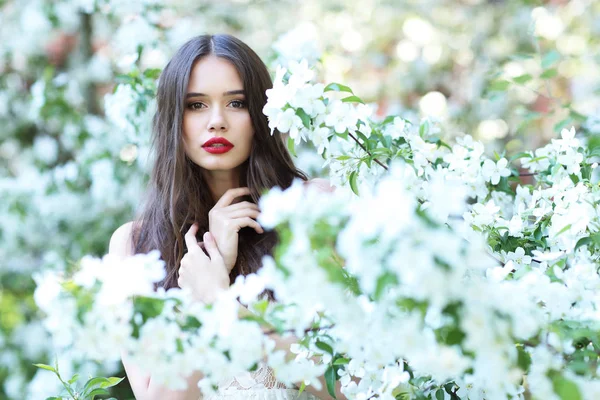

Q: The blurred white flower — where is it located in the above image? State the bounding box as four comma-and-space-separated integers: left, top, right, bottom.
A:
33, 136, 58, 164
501, 247, 532, 270
272, 22, 322, 67
324, 100, 358, 134
104, 84, 137, 134
112, 17, 159, 61
481, 158, 511, 185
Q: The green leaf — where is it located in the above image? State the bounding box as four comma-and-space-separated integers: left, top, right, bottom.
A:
316, 340, 334, 355
540, 68, 558, 79
419, 119, 430, 136
341, 95, 364, 104
87, 388, 110, 398
356, 131, 369, 145
517, 345, 532, 371
555, 224, 572, 237
569, 174, 580, 185
143, 68, 162, 79
287, 137, 297, 157
513, 74, 533, 84
510, 152, 532, 162
575, 233, 600, 251
382, 115, 396, 124
374, 272, 398, 300
542, 50, 561, 69
336, 155, 352, 161
443, 326, 466, 346
252, 299, 269, 315
554, 118, 573, 133
488, 80, 510, 91
569, 108, 587, 122
181, 315, 201, 331
324, 83, 353, 94
333, 357, 350, 365
296, 108, 311, 129
33, 363, 57, 373
67, 374, 80, 385
381, 134, 392, 149
83, 377, 109, 395
349, 171, 359, 196
298, 381, 306, 395
325, 365, 337, 399
103, 377, 124, 388
82, 376, 124, 397
435, 388, 445, 400
552, 374, 582, 400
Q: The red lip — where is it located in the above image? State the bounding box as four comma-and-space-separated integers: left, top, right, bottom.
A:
202, 137, 234, 154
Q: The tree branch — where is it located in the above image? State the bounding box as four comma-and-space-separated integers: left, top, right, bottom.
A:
347, 132, 388, 170
79, 12, 99, 115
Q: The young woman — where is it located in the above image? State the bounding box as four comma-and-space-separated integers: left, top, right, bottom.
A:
108, 34, 336, 400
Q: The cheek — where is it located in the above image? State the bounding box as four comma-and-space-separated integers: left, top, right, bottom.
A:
182, 114, 194, 139
241, 115, 254, 140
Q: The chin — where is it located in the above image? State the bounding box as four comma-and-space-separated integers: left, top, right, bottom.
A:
197, 158, 248, 173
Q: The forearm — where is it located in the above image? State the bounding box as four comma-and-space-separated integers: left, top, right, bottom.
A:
122, 349, 204, 400
266, 331, 348, 400
144, 370, 204, 400
237, 304, 347, 400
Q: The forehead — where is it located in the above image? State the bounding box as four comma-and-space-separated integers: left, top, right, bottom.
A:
187, 55, 244, 93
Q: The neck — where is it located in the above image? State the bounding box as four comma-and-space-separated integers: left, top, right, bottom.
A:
202, 167, 243, 202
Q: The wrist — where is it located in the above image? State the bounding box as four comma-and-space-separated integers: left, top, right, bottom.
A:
195, 277, 230, 304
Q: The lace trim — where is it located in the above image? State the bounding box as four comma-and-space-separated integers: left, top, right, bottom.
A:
220, 365, 289, 390
202, 365, 307, 400
203, 388, 316, 400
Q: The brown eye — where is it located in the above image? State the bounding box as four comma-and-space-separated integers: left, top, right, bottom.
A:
229, 100, 246, 109
187, 102, 206, 110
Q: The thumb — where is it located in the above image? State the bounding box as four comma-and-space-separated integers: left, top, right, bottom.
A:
203, 232, 223, 263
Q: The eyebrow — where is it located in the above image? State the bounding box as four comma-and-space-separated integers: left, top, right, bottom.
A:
186, 90, 245, 98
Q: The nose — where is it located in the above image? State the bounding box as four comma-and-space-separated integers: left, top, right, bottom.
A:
207, 108, 228, 132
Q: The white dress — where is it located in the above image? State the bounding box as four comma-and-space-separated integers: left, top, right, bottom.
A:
202, 364, 320, 400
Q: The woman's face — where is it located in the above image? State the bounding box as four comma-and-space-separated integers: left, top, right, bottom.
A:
182, 55, 254, 173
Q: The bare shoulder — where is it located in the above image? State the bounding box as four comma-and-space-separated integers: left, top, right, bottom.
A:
304, 178, 336, 193
109, 221, 137, 258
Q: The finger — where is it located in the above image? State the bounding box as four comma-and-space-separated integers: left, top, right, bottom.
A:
203, 232, 224, 263
227, 208, 260, 220
184, 223, 200, 251
223, 201, 260, 212
177, 268, 185, 287
215, 187, 251, 208
234, 217, 264, 234
198, 241, 208, 256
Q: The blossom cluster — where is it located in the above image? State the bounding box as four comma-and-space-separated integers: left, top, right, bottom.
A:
258, 59, 600, 400
33, 53, 600, 399
37, 121, 600, 400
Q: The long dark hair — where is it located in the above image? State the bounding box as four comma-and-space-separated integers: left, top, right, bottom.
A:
133, 34, 307, 289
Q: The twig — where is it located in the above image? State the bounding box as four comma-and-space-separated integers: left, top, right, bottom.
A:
519, 172, 535, 177
52, 359, 77, 400
347, 132, 389, 170
263, 324, 335, 337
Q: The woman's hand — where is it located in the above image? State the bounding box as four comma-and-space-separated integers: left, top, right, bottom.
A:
208, 187, 264, 273
178, 223, 230, 304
